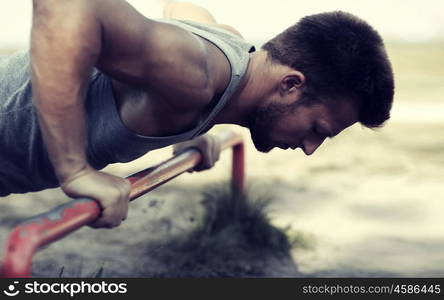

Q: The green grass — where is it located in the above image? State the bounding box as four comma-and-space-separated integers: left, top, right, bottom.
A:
58, 263, 105, 278
136, 183, 301, 277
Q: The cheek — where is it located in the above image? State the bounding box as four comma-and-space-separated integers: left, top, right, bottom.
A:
274, 114, 307, 139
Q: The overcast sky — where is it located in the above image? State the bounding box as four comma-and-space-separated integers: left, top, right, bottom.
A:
1, 0, 443, 48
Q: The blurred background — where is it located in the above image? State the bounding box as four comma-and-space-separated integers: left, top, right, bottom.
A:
0, 0, 443, 277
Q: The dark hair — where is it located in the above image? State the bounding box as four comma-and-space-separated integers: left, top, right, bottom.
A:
262, 11, 394, 128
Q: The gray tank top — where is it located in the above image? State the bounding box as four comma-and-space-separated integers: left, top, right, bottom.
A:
0, 19, 254, 196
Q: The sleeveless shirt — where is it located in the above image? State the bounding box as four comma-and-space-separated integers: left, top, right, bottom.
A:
0, 19, 255, 195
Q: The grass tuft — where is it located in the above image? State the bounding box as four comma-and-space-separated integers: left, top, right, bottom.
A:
140, 183, 300, 277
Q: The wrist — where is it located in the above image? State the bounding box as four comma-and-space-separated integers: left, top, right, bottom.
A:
57, 163, 91, 185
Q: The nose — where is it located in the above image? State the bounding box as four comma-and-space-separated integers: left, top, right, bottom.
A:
302, 137, 326, 156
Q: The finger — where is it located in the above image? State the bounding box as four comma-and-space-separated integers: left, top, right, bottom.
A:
205, 137, 215, 169
121, 201, 129, 221
118, 179, 131, 218
214, 139, 221, 162
197, 150, 212, 171
211, 139, 219, 167
99, 202, 122, 228
120, 190, 130, 221
172, 144, 183, 156
104, 219, 121, 229
89, 216, 117, 229
205, 138, 216, 169
99, 215, 122, 229
89, 218, 113, 229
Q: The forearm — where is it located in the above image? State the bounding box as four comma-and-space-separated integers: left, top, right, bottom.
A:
31, 0, 102, 181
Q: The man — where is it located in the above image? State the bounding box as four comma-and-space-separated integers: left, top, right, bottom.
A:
0, 0, 394, 228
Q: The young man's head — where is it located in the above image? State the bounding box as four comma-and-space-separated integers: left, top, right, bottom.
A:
248, 11, 394, 154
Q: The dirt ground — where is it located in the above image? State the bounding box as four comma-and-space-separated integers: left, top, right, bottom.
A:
0, 42, 443, 277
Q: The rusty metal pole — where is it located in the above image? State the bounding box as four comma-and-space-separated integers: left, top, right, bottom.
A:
232, 143, 245, 194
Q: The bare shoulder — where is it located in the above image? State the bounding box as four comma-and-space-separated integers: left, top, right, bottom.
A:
144, 21, 232, 109
145, 21, 211, 94
85, 0, 233, 115
101, 17, 230, 111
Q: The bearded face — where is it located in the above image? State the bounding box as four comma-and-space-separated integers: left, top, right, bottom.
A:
248, 101, 296, 153
248, 95, 359, 155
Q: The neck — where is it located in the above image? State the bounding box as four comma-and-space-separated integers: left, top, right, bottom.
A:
212, 50, 275, 127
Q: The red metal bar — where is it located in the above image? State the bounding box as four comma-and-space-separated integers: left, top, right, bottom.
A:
232, 143, 245, 193
1, 130, 245, 278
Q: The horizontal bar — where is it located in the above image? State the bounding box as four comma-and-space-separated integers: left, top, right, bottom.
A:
1, 130, 244, 278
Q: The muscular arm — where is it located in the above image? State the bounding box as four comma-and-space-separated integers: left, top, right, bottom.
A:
31, 0, 211, 227
31, 0, 134, 228
31, 0, 101, 180
32, 0, 210, 178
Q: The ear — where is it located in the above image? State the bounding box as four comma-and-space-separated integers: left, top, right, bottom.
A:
279, 71, 305, 96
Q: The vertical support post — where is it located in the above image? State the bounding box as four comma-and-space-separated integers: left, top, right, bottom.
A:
231, 143, 245, 194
